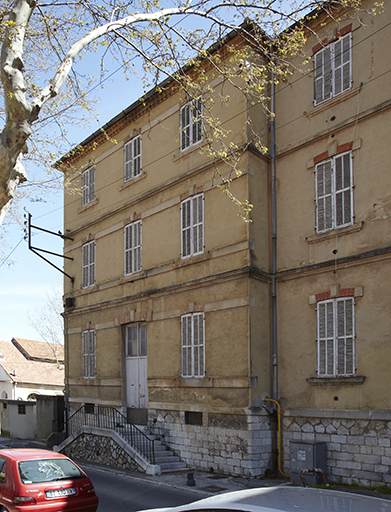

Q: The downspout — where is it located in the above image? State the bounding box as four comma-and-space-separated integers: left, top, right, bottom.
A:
271, 63, 278, 402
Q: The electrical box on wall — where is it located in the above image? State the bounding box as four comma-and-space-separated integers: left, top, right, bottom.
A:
290, 441, 327, 485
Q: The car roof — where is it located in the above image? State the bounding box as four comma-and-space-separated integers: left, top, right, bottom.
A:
137, 486, 391, 512
0, 449, 67, 462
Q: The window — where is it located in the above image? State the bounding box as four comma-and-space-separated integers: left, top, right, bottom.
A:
82, 241, 95, 288
315, 152, 353, 233
181, 194, 204, 258
314, 33, 352, 106
180, 98, 202, 151
82, 166, 95, 206
124, 221, 142, 275
82, 330, 96, 379
124, 135, 142, 182
0, 457, 5, 483
18, 404, 26, 415
125, 324, 147, 357
317, 297, 355, 377
181, 313, 205, 378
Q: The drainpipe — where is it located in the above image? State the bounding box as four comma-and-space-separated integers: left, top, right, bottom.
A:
271, 65, 278, 402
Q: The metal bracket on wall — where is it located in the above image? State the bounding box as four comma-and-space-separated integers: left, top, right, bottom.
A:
24, 211, 74, 283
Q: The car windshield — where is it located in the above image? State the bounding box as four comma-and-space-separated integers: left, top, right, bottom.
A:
18, 458, 85, 484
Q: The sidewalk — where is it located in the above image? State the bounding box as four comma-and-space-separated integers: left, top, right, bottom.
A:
1, 435, 391, 501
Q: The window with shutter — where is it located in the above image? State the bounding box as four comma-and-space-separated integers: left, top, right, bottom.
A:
317, 297, 355, 377
315, 152, 353, 233
314, 33, 352, 106
181, 313, 205, 378
181, 194, 204, 259
180, 98, 203, 151
124, 135, 142, 182
82, 330, 96, 379
124, 220, 142, 275
82, 167, 95, 206
82, 241, 95, 288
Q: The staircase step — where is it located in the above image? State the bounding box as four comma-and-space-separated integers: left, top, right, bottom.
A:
160, 462, 188, 473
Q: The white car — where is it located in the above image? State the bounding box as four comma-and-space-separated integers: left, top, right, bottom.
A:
137, 486, 391, 512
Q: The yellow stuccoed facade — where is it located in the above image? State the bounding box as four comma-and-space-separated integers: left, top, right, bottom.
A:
61, 1, 391, 483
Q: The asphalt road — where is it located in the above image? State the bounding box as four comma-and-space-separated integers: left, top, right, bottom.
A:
81, 464, 210, 512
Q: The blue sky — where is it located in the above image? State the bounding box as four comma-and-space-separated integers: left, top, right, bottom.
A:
0, 52, 145, 343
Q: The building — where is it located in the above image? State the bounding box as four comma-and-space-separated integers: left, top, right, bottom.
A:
0, 338, 64, 400
61, 1, 391, 485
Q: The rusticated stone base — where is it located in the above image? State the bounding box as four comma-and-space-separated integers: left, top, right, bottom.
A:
283, 409, 391, 488
61, 432, 143, 472
148, 408, 273, 477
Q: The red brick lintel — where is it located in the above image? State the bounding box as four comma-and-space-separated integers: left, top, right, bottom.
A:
315, 288, 355, 302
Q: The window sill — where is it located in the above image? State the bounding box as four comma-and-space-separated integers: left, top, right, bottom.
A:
173, 141, 204, 161
307, 376, 366, 386
78, 197, 99, 214
306, 222, 364, 245
119, 172, 147, 191
308, 87, 360, 118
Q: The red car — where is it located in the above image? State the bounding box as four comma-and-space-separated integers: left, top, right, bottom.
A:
0, 448, 99, 512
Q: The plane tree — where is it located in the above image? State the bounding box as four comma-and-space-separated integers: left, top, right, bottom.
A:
0, 0, 377, 227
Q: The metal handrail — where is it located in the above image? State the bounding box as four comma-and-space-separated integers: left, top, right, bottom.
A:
68, 405, 155, 464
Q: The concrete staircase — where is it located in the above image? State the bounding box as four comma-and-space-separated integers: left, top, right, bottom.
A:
136, 425, 188, 473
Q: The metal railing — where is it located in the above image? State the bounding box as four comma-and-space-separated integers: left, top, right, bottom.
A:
68, 405, 155, 464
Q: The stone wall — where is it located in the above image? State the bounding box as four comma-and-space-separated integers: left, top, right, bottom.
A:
283, 409, 391, 487
61, 431, 143, 472
148, 408, 273, 477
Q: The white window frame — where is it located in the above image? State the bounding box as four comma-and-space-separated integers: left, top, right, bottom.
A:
181, 193, 204, 259
125, 324, 147, 357
82, 166, 95, 206
124, 135, 142, 182
181, 313, 205, 378
180, 98, 203, 151
314, 33, 352, 106
315, 151, 353, 233
82, 241, 95, 288
124, 220, 142, 275
317, 297, 355, 377
82, 329, 96, 379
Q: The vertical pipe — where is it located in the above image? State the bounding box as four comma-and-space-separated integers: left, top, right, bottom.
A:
271, 65, 278, 402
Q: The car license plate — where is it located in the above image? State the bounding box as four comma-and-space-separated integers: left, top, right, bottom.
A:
46, 488, 76, 498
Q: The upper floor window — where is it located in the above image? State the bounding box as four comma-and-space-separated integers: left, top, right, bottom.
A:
315, 152, 353, 233
317, 297, 355, 377
82, 166, 95, 206
180, 98, 202, 151
124, 220, 142, 275
82, 329, 96, 379
124, 135, 142, 182
82, 241, 95, 288
314, 33, 352, 106
181, 313, 205, 378
125, 324, 147, 357
181, 193, 204, 258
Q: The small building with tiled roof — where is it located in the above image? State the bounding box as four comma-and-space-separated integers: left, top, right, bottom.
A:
0, 338, 64, 401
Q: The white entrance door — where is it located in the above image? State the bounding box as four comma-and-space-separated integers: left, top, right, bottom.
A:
125, 324, 148, 409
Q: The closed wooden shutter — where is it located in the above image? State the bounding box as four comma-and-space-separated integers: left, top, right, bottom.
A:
124, 140, 133, 182
317, 300, 335, 376
124, 221, 142, 275
193, 313, 205, 377
181, 315, 192, 377
181, 198, 191, 257
83, 330, 96, 378
180, 104, 191, 150
336, 298, 354, 375
335, 153, 353, 228
334, 34, 351, 96
314, 47, 332, 105
316, 160, 333, 232
82, 241, 95, 288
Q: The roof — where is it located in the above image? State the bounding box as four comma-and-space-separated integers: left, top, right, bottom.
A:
11, 338, 64, 364
0, 340, 64, 388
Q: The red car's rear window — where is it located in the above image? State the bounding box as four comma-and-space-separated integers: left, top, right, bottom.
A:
18, 458, 85, 484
